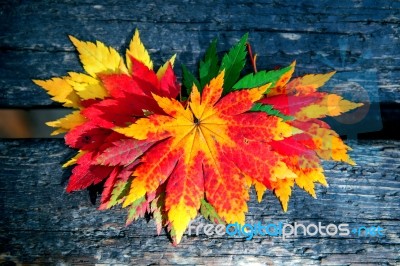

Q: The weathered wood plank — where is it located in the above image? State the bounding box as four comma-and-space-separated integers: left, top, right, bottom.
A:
0, 139, 399, 265
0, 0, 399, 107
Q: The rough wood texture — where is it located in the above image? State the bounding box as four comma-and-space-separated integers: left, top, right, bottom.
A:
0, 139, 399, 265
0, 0, 399, 107
1, 1, 399, 265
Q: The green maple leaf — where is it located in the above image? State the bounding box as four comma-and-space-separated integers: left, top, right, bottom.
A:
126, 196, 148, 225
233, 64, 293, 90
220, 33, 248, 93
251, 103, 294, 121
199, 199, 225, 224
199, 39, 219, 89
182, 64, 200, 95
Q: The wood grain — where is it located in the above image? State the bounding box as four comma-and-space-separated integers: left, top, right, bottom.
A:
0, 139, 399, 265
0, 1, 399, 265
0, 0, 399, 107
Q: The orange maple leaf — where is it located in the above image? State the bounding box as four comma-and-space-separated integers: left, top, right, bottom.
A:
116, 71, 297, 243
258, 62, 363, 210
34, 30, 364, 245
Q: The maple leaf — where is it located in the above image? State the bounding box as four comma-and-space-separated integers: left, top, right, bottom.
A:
34, 30, 180, 211
182, 34, 248, 95
200, 199, 225, 224
68, 35, 125, 77
45, 111, 86, 135
34, 30, 364, 246
199, 39, 219, 88
232, 63, 293, 90
116, 71, 297, 243
257, 62, 362, 210
219, 34, 248, 92
33, 77, 81, 108
127, 29, 153, 71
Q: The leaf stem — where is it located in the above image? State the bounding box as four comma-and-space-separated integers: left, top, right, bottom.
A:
246, 42, 258, 73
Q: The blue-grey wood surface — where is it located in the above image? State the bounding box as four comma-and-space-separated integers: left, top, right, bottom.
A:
0, 0, 399, 107
0, 139, 399, 265
0, 1, 399, 265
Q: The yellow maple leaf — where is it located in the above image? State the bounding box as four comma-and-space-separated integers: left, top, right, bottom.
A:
69, 35, 124, 77
297, 94, 363, 119
156, 54, 176, 80
67, 72, 108, 100
46, 110, 86, 135
272, 178, 295, 212
126, 29, 153, 72
33, 78, 81, 108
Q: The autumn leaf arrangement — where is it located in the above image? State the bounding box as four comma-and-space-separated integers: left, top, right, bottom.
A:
34, 29, 363, 244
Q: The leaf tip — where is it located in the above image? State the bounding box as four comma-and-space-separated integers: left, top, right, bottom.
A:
68, 35, 80, 46
32, 79, 42, 86
134, 28, 140, 37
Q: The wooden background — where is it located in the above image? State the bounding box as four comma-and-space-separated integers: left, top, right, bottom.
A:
1, 0, 399, 265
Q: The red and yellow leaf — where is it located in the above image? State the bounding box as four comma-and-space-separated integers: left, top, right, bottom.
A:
126, 29, 153, 71
34, 30, 364, 245
116, 71, 301, 243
